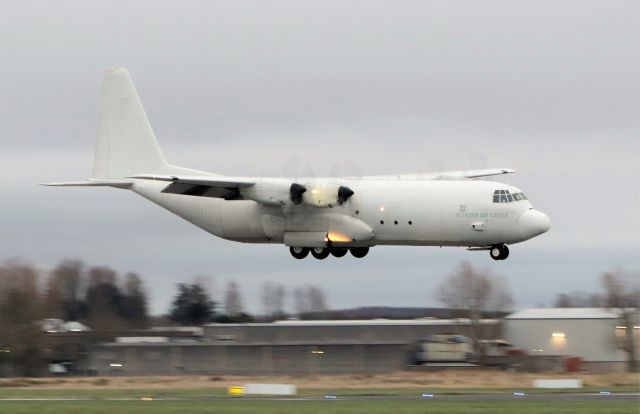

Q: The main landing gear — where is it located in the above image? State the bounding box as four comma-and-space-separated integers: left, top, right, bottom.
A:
289, 246, 369, 260
490, 244, 509, 261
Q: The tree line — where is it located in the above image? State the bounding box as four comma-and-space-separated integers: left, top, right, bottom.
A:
0, 258, 636, 374
0, 259, 331, 329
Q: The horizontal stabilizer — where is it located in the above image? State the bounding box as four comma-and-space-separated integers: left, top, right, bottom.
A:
41, 179, 133, 188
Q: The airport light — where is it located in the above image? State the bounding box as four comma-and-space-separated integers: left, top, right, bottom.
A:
551, 332, 565, 338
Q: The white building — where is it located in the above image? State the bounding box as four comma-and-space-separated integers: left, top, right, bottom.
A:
504, 308, 639, 372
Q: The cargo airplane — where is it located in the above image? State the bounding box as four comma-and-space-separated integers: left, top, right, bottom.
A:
45, 68, 550, 260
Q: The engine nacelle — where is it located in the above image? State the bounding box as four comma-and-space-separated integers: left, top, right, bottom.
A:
303, 185, 336, 208
326, 214, 373, 243
239, 180, 291, 206
302, 184, 355, 208
240, 180, 355, 209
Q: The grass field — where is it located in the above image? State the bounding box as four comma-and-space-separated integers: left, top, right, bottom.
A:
0, 373, 637, 413
0, 399, 637, 414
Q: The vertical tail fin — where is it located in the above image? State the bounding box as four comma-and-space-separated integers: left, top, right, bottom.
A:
93, 68, 195, 179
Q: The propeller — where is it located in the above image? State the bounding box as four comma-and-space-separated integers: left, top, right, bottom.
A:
337, 186, 354, 205
289, 183, 307, 205
282, 155, 360, 207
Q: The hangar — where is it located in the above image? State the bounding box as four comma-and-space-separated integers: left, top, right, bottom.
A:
89, 318, 500, 376
83, 308, 638, 375
504, 308, 639, 372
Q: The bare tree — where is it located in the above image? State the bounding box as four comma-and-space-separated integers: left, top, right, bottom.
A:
294, 287, 307, 315
435, 261, 513, 352
0, 260, 45, 376
308, 286, 328, 313
600, 269, 640, 373
121, 272, 149, 329
43, 274, 64, 319
84, 266, 123, 335
49, 259, 86, 321
262, 282, 286, 319
223, 281, 244, 316
294, 285, 328, 315
553, 291, 603, 308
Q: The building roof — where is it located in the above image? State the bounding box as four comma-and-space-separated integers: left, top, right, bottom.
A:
204, 318, 499, 327
505, 308, 620, 320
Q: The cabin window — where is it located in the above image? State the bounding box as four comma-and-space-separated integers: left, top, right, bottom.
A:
493, 189, 511, 203
493, 190, 528, 203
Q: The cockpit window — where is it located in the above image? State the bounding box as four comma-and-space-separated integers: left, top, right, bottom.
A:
493, 190, 528, 203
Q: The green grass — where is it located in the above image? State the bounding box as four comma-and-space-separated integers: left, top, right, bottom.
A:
0, 400, 637, 414
0, 387, 636, 414
0, 386, 636, 399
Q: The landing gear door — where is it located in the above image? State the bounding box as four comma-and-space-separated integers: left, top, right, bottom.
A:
261, 213, 284, 241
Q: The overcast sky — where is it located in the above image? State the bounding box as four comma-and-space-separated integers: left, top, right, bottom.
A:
1, 0, 638, 315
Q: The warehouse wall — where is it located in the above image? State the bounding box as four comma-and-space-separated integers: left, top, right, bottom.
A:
504, 318, 627, 361
202, 322, 501, 344
90, 343, 409, 375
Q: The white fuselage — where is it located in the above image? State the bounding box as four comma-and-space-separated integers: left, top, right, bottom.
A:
130, 177, 549, 248
47, 68, 550, 259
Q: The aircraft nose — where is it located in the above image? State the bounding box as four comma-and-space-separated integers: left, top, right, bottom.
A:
519, 209, 551, 239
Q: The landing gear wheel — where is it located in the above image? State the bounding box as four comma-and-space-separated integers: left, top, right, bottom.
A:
490, 245, 509, 260
330, 247, 348, 258
311, 247, 330, 259
289, 247, 309, 259
350, 247, 369, 258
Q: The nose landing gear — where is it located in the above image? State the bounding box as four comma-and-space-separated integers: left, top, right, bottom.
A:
490, 244, 509, 260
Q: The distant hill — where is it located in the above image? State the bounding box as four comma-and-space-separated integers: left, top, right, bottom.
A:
298, 306, 508, 320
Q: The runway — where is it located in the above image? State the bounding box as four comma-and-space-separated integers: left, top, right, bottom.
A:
0, 393, 638, 402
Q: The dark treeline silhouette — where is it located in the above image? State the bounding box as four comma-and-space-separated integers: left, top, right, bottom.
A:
45, 260, 149, 331
0, 259, 151, 375
0, 258, 150, 331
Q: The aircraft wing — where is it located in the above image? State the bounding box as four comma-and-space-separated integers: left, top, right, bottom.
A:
362, 168, 516, 180
130, 174, 255, 187
130, 174, 255, 200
